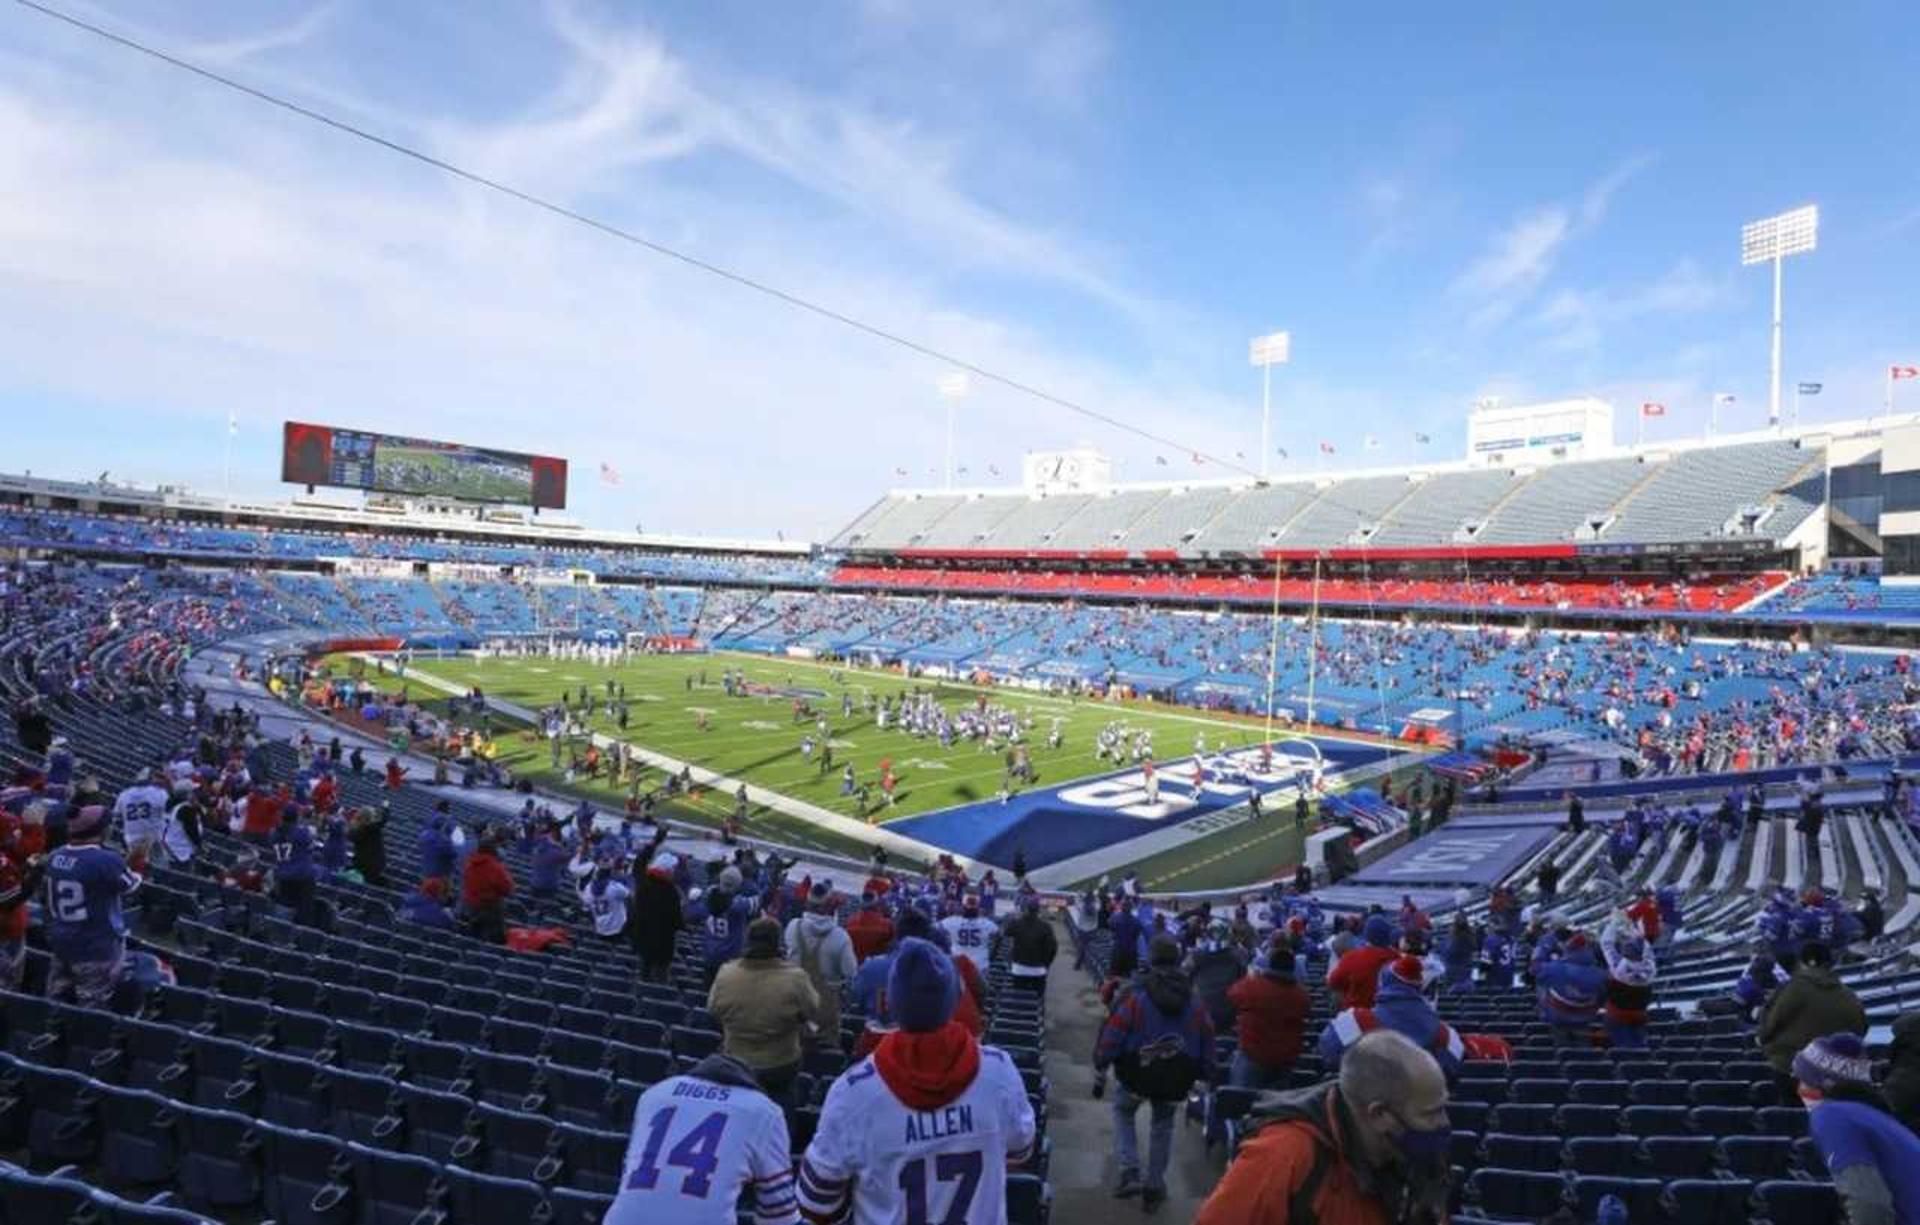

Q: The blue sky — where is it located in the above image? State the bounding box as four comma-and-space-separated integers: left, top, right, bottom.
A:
0, 0, 1915, 539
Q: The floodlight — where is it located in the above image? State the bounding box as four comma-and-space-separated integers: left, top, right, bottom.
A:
1249, 330, 1292, 478
1740, 205, 1818, 266
1248, 331, 1292, 368
938, 372, 971, 398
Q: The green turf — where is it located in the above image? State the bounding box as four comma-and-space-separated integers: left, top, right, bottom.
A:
333, 648, 1406, 884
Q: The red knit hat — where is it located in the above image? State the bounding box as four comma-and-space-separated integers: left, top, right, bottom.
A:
1381, 954, 1425, 988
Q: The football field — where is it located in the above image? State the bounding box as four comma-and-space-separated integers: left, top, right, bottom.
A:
342, 648, 1419, 889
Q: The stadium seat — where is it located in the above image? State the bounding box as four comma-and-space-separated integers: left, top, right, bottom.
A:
670, 1026, 723, 1063
271, 1009, 335, 1061
1756, 1180, 1840, 1225
1641, 1135, 1715, 1177
268, 974, 328, 1014
485, 1019, 546, 1061
397, 1038, 470, 1095
333, 1023, 400, 1077
257, 1122, 354, 1225
1688, 1080, 1750, 1107
1447, 1101, 1490, 1134
552, 1122, 627, 1197
468, 1051, 544, 1113
377, 1084, 474, 1163
604, 1044, 673, 1088
1006, 1173, 1050, 1225
0, 1165, 97, 1225
256, 1051, 332, 1133
456, 1103, 561, 1184
1667, 1178, 1755, 1225
1489, 1103, 1555, 1136
1718, 1134, 1792, 1177
1688, 1105, 1758, 1136
183, 1035, 257, 1112
97, 1083, 180, 1189
1755, 1106, 1809, 1138
1627, 1079, 1689, 1105
327, 1067, 400, 1146
21, 1063, 101, 1165
176, 1103, 262, 1211
94, 1189, 216, 1225
547, 1187, 612, 1225
1467, 1168, 1565, 1220
120, 1019, 189, 1093
1447, 1130, 1481, 1167
345, 1142, 445, 1225
1565, 1136, 1638, 1175
1570, 1176, 1663, 1223
1481, 1133, 1561, 1172
444, 1165, 552, 1225
428, 1008, 490, 1048
1791, 1135, 1827, 1177
1553, 1104, 1617, 1138
1509, 1078, 1568, 1105
546, 1031, 610, 1074
51, 1002, 124, 1077
1623, 1105, 1691, 1136
1569, 1079, 1629, 1105
1458, 1077, 1508, 1105
543, 1066, 613, 1130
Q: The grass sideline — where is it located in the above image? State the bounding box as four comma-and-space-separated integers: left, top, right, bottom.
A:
331, 648, 1422, 888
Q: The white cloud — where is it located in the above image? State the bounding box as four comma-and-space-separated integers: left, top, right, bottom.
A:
1454, 207, 1571, 329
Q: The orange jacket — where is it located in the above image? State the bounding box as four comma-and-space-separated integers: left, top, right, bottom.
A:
461, 848, 515, 911
1326, 944, 1397, 1010
1195, 1086, 1431, 1225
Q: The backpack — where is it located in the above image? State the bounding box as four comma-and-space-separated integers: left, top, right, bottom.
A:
795, 924, 843, 1034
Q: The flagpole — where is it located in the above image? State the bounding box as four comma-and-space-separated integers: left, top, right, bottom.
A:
223, 409, 234, 500
1260, 360, 1272, 481
1262, 552, 1283, 738
1305, 555, 1321, 731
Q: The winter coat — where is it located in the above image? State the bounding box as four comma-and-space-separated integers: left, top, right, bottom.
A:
1317, 974, 1463, 1081
1227, 972, 1308, 1070
1884, 1013, 1920, 1137
627, 872, 683, 964
1758, 965, 1868, 1073
707, 954, 820, 1072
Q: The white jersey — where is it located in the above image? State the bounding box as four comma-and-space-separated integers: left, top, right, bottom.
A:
937, 917, 998, 968
113, 784, 171, 850
582, 880, 632, 936
160, 801, 199, 865
798, 1046, 1036, 1225
604, 1072, 796, 1225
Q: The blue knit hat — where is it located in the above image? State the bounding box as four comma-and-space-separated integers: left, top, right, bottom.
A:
1793, 1032, 1872, 1093
1363, 915, 1394, 947
1595, 1193, 1628, 1225
888, 938, 960, 1033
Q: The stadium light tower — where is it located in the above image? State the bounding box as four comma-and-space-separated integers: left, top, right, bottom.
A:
1740, 205, 1818, 427
938, 372, 970, 490
1249, 331, 1291, 479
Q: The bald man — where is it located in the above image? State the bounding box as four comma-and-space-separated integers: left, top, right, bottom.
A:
1195, 1029, 1451, 1225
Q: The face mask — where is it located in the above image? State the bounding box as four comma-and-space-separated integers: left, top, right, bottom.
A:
1387, 1110, 1452, 1166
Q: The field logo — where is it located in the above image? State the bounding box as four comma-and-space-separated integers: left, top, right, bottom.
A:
740, 720, 781, 732
904, 758, 951, 772
1055, 741, 1328, 822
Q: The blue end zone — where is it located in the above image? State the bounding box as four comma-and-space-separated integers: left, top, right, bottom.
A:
886, 737, 1395, 870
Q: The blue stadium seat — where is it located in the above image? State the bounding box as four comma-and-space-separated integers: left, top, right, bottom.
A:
327, 1068, 399, 1146
176, 1103, 262, 1211
444, 1165, 551, 1225
1509, 1078, 1568, 1105
268, 974, 328, 1014
1667, 1178, 1755, 1225
257, 1122, 354, 1225
604, 1044, 672, 1087
1627, 1079, 1689, 1105
1553, 1104, 1617, 1138
212, 995, 273, 1044
1688, 1080, 1750, 1107
1756, 1180, 1840, 1225
377, 996, 432, 1036
1467, 1168, 1565, 1220
469, 1051, 544, 1112
272, 1009, 335, 1061
1481, 1133, 1561, 1172
183, 1034, 256, 1112
332, 1023, 400, 1077
50, 1002, 123, 1077
120, 1019, 188, 1093
1791, 1135, 1827, 1178
670, 1026, 723, 1063
1688, 1106, 1758, 1136
21, 1063, 101, 1165
1570, 1176, 1663, 1223
1006, 1173, 1050, 1225
485, 1019, 546, 1061
1448, 1101, 1491, 1134
1447, 1130, 1481, 1167
1718, 1134, 1791, 1177
1623, 1105, 1691, 1136
552, 1122, 627, 1197
543, 1066, 613, 1130
1458, 1077, 1509, 1105
1755, 1106, 1808, 1138
397, 1037, 470, 1095
256, 1051, 331, 1133
545, 1031, 610, 1073
345, 1142, 445, 1225
457, 1103, 561, 1184
1641, 1135, 1715, 1177
1489, 1103, 1555, 1135
377, 1084, 474, 1163
97, 1083, 180, 1189
428, 1007, 489, 1048
1569, 1079, 1629, 1105
1565, 1136, 1638, 1175
93, 1189, 216, 1225
0, 1165, 97, 1225
547, 1187, 612, 1225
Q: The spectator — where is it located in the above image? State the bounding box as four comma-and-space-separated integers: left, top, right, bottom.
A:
628, 850, 684, 984
580, 858, 632, 941
1760, 942, 1868, 1089
1327, 914, 1397, 1010
1195, 1029, 1451, 1225
844, 890, 895, 963
1188, 918, 1249, 1034
417, 807, 457, 882
272, 807, 319, 926
1108, 896, 1144, 978
400, 877, 457, 930
697, 865, 756, 974
43, 805, 141, 1008
1535, 934, 1606, 1043
796, 938, 1035, 1225
347, 804, 387, 886
0, 845, 46, 991
708, 916, 818, 1107
1095, 937, 1215, 1212
1599, 933, 1656, 1050
1227, 941, 1309, 1090
1794, 1033, 1920, 1225
1440, 914, 1476, 990
1884, 1013, 1920, 1138
1733, 952, 1788, 1023
1624, 888, 1662, 944
1318, 956, 1463, 1083
460, 832, 514, 944
1003, 895, 1058, 994
785, 881, 857, 1050
1536, 859, 1561, 903
528, 823, 569, 899
1565, 791, 1585, 834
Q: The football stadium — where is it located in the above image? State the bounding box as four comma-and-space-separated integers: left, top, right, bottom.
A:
3, 4, 1919, 1225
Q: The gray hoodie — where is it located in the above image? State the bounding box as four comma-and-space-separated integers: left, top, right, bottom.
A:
786, 912, 857, 989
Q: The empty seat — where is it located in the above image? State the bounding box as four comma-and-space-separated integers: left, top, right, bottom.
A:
346, 1141, 445, 1225
1458, 1078, 1509, 1106
1688, 1080, 1750, 1107
444, 1165, 551, 1225
542, 1065, 612, 1130
1553, 1104, 1617, 1138
327, 1067, 400, 1146
1565, 1136, 1638, 1175
1571, 1176, 1663, 1223
1627, 1079, 1689, 1105
1624, 1105, 1691, 1136
669, 1026, 722, 1062
604, 1044, 672, 1087
0, 1166, 96, 1225
1792, 1135, 1827, 1177
256, 1051, 331, 1133
546, 1031, 610, 1074
1756, 1180, 1840, 1225
1642, 1135, 1715, 1177
1448, 1101, 1490, 1134
459, 1103, 561, 1184
397, 1037, 469, 1094
257, 1122, 354, 1225
428, 1007, 490, 1048
1481, 1133, 1562, 1172
1719, 1134, 1793, 1177
1569, 1079, 1629, 1106
1489, 1103, 1555, 1135
1755, 1106, 1808, 1138
1668, 1178, 1755, 1225
486, 1019, 546, 1060
1468, 1168, 1565, 1220
272, 1009, 335, 1061
120, 1019, 189, 1093
333, 1023, 400, 1077
379, 1083, 474, 1163
1688, 1106, 1758, 1136
184, 1034, 257, 1112
469, 1051, 544, 1112
21, 1062, 101, 1165
98, 1083, 180, 1188
552, 1122, 627, 1197
176, 1103, 262, 1211
1509, 1078, 1569, 1105
548, 1187, 612, 1225
1006, 1173, 1049, 1225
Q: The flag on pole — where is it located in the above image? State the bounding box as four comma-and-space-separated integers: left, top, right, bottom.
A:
1414, 432, 1431, 444
893, 466, 908, 476
1192, 452, 1205, 465
1363, 435, 1380, 450
598, 461, 621, 485
1275, 447, 1289, 460
1797, 382, 1822, 395
1894, 365, 1920, 381
1318, 441, 1336, 455
1155, 455, 1169, 466
1640, 402, 1667, 417
1713, 393, 1737, 407
956, 465, 968, 475
988, 464, 1000, 476
227, 410, 239, 437
1233, 450, 1246, 461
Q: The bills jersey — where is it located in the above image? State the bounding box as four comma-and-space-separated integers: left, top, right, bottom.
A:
584, 879, 632, 936
937, 916, 998, 968
44, 845, 141, 961
799, 1047, 1036, 1225
605, 1073, 795, 1225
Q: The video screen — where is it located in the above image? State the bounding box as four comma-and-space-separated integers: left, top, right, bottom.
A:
282, 422, 568, 508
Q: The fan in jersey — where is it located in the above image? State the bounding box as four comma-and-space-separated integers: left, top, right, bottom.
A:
43, 804, 142, 1007
937, 895, 998, 973
112, 767, 171, 858
604, 1054, 798, 1225
799, 938, 1035, 1225
582, 857, 634, 940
